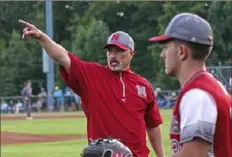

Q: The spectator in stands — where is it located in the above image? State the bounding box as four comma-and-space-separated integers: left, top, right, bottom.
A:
155, 88, 166, 108
164, 92, 177, 109
14, 99, 24, 114
53, 86, 64, 111
8, 100, 15, 113
1, 100, 10, 113
70, 89, 77, 111
37, 87, 47, 111
74, 93, 81, 111
64, 86, 73, 111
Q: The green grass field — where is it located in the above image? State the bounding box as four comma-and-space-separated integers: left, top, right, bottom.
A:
1, 109, 172, 157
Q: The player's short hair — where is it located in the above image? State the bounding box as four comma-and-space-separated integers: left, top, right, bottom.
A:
174, 39, 212, 60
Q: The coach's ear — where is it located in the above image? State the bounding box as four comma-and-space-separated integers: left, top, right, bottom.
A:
180, 138, 210, 157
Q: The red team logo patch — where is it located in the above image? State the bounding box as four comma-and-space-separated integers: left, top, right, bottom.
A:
111, 34, 120, 41
171, 139, 181, 153
170, 115, 181, 154
136, 85, 147, 98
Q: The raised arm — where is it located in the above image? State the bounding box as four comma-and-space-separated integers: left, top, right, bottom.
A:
19, 20, 70, 73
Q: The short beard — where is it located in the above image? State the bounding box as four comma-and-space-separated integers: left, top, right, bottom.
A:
108, 62, 125, 71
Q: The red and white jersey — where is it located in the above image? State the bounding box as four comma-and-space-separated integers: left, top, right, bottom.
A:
170, 70, 232, 157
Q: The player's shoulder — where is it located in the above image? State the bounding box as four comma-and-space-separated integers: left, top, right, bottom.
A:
184, 88, 209, 96
182, 88, 216, 107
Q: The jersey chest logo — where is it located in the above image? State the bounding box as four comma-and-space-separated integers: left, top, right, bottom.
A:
136, 85, 147, 98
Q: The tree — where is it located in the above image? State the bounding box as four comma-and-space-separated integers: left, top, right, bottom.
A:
0, 1, 44, 43
147, 1, 215, 89
0, 1, 45, 95
207, 1, 232, 65
0, 39, 14, 96
70, 15, 110, 63
0, 1, 231, 95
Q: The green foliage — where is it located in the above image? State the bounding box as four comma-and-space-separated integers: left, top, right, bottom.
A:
0, 1, 231, 95
70, 15, 110, 64
207, 1, 232, 65
0, 1, 46, 96
0, 39, 14, 95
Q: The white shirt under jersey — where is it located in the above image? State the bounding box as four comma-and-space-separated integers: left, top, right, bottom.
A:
179, 88, 217, 156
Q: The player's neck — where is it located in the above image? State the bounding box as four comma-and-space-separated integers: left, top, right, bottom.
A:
177, 62, 207, 88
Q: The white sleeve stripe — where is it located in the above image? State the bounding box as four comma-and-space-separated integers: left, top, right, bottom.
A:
180, 120, 215, 144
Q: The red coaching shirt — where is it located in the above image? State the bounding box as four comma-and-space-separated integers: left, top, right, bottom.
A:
60, 52, 163, 157
170, 70, 232, 157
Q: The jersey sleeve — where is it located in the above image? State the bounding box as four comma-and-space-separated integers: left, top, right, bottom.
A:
179, 88, 218, 144
60, 52, 91, 98
144, 86, 163, 128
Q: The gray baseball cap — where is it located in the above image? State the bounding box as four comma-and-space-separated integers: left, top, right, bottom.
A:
148, 13, 213, 46
103, 31, 135, 51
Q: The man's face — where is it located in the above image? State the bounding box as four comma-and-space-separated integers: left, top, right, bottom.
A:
26, 82, 31, 87
160, 41, 180, 76
106, 46, 134, 71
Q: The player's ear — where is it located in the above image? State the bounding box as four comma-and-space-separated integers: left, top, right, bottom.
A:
178, 44, 188, 61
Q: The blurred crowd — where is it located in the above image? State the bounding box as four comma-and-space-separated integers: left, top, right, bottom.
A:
1, 86, 178, 114
1, 86, 82, 114
154, 88, 178, 109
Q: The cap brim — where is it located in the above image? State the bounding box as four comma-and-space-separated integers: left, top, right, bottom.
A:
148, 35, 172, 42
103, 42, 129, 51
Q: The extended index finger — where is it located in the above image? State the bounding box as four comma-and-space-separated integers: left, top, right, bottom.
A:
18, 19, 33, 28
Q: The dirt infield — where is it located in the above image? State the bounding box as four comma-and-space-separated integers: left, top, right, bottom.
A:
1, 113, 86, 145
0, 112, 85, 120
1, 131, 86, 145
1, 115, 85, 120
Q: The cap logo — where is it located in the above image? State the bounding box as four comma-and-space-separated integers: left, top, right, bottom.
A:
111, 33, 120, 41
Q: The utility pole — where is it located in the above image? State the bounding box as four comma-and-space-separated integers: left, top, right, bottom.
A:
43, 0, 55, 110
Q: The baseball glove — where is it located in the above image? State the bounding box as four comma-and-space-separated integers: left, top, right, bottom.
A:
81, 137, 133, 157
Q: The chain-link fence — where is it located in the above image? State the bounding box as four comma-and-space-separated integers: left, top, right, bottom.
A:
208, 65, 232, 91
0, 89, 180, 114
1, 65, 231, 114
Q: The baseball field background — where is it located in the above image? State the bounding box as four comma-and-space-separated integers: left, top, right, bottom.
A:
1, 110, 172, 157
